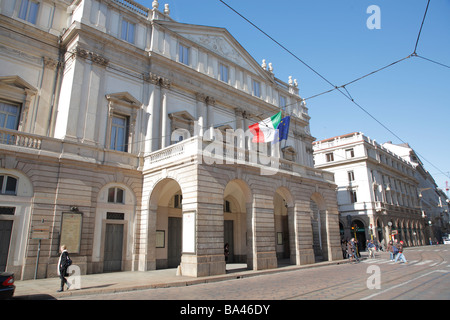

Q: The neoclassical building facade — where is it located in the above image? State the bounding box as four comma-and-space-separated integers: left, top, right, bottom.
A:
0, 0, 341, 279
313, 132, 426, 249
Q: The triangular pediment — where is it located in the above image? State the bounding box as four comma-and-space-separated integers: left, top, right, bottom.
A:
155, 21, 274, 82
0, 76, 38, 93
105, 92, 141, 107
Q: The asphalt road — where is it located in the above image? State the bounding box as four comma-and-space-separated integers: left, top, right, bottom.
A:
60, 245, 450, 302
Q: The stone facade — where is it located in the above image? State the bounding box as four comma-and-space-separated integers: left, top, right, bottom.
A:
313, 132, 426, 249
0, 0, 341, 280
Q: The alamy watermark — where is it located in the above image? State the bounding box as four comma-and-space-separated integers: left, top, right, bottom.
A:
366, 265, 381, 290
367, 5, 381, 30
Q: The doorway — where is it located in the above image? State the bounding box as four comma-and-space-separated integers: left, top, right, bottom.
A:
103, 223, 124, 272
168, 217, 182, 268
0, 220, 13, 271
224, 220, 234, 263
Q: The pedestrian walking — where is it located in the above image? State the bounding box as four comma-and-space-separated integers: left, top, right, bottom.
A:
57, 245, 72, 292
368, 240, 376, 258
387, 240, 394, 261
348, 238, 359, 263
341, 240, 347, 259
394, 240, 407, 264
347, 239, 354, 262
224, 243, 229, 263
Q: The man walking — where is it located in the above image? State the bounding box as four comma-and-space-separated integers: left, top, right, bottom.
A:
394, 240, 407, 264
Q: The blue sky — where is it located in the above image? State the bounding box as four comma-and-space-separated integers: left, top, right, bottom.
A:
142, 0, 450, 192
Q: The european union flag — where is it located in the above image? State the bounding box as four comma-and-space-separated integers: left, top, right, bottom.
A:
277, 116, 290, 142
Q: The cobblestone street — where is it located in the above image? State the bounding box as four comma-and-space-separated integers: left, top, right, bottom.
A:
60, 245, 450, 301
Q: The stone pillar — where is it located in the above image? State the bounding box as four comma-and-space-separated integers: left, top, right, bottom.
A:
325, 210, 343, 261
160, 86, 168, 148
195, 93, 206, 137
248, 192, 277, 270
34, 57, 58, 135
294, 205, 315, 265
180, 165, 226, 277
137, 204, 157, 271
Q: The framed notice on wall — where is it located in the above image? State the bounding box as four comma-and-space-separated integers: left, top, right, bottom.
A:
60, 212, 83, 254
182, 211, 196, 254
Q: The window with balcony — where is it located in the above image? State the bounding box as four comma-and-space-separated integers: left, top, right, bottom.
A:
18, 0, 39, 24
0, 101, 20, 130
110, 115, 129, 152
0, 175, 18, 196
121, 20, 135, 44
105, 92, 140, 154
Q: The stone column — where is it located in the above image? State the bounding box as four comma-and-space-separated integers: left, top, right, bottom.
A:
195, 93, 206, 137
180, 165, 226, 277
294, 205, 315, 265
248, 192, 277, 270
138, 204, 157, 271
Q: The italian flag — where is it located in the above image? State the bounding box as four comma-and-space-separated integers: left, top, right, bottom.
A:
248, 111, 282, 143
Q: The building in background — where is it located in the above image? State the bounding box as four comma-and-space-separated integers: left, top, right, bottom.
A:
0, 0, 341, 279
383, 142, 450, 243
313, 132, 425, 251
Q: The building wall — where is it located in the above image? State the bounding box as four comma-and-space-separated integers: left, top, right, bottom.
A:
313, 132, 425, 247
0, 0, 341, 279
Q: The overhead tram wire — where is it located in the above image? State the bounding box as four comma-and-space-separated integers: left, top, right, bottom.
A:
217, 0, 409, 140
413, 0, 431, 55
217, 0, 450, 179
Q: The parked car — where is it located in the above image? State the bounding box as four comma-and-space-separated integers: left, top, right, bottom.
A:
443, 238, 450, 245
0, 272, 15, 299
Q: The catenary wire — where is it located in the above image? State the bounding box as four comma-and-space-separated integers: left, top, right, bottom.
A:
217, 0, 450, 179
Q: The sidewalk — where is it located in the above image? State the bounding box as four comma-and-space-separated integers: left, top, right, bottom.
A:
13, 254, 370, 300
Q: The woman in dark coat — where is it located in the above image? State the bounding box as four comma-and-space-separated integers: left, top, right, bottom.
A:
57, 245, 71, 292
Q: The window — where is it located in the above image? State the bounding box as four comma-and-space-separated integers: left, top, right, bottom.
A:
349, 189, 357, 203
108, 187, 124, 204
348, 171, 355, 182
120, 20, 135, 43
179, 44, 189, 65
224, 200, 231, 213
279, 95, 287, 109
0, 102, 20, 130
0, 175, 17, 195
345, 148, 355, 158
174, 194, 182, 209
252, 79, 261, 98
219, 63, 229, 83
18, 0, 39, 24
326, 152, 334, 162
110, 115, 128, 152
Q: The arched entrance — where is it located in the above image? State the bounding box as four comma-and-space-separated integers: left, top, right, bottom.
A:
273, 187, 294, 264
351, 219, 366, 253
223, 179, 251, 268
150, 178, 183, 269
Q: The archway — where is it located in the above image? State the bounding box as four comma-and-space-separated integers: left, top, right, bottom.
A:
351, 219, 366, 253
223, 179, 251, 269
149, 178, 183, 269
274, 187, 294, 264
95, 182, 136, 273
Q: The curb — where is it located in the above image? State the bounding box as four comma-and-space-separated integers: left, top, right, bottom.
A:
26, 258, 357, 299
